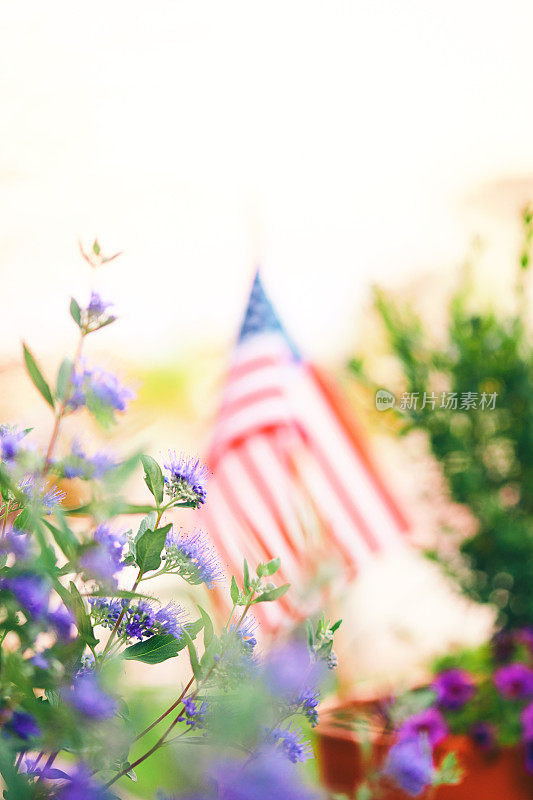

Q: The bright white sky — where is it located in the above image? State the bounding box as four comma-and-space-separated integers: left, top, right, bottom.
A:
1, 1, 533, 364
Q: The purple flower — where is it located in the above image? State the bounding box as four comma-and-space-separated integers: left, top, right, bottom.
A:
470, 722, 496, 751
67, 363, 133, 415
152, 603, 185, 639
0, 530, 30, 560
211, 750, 320, 800
398, 708, 448, 748
165, 528, 221, 588
62, 441, 116, 480
384, 737, 434, 797
48, 605, 75, 641
19, 476, 66, 512
163, 453, 209, 508
58, 763, 112, 800
67, 672, 116, 720
432, 668, 476, 710
494, 663, 533, 699
232, 617, 258, 653
8, 710, 40, 741
262, 641, 324, 702
30, 653, 50, 670
84, 293, 115, 332
89, 597, 184, 642
2, 573, 50, 618
41, 484, 66, 512
80, 525, 125, 584
267, 726, 312, 763
0, 424, 26, 462
177, 696, 208, 730
298, 687, 320, 727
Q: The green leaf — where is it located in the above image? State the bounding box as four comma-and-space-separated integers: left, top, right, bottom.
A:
197, 605, 214, 647
23, 344, 54, 408
122, 634, 186, 664
135, 512, 158, 542
135, 523, 171, 575
433, 752, 463, 787
140, 455, 165, 506
69, 581, 98, 648
330, 619, 343, 633
56, 358, 73, 402
43, 517, 78, 561
93, 238, 100, 255
182, 629, 201, 679
243, 558, 250, 592
85, 386, 114, 428
253, 583, 290, 604
70, 297, 82, 327
230, 575, 240, 604
262, 557, 280, 577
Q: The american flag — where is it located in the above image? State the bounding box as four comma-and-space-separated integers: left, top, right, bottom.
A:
201, 271, 409, 629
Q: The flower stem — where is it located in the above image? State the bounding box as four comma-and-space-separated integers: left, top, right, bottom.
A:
133, 676, 194, 742
101, 569, 141, 656
44, 333, 85, 469
101, 507, 165, 655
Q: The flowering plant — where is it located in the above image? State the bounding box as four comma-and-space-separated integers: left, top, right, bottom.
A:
0, 244, 340, 799
382, 627, 533, 795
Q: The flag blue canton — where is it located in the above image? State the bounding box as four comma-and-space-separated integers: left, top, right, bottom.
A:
238, 272, 300, 358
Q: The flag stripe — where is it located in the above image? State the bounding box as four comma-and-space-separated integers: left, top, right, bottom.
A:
310, 365, 410, 533
219, 387, 284, 420
200, 271, 408, 631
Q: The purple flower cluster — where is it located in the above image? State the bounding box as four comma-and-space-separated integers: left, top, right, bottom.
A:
1, 571, 75, 641
0, 424, 27, 462
209, 750, 320, 800
3, 573, 51, 618
262, 641, 324, 702
298, 687, 320, 727
19, 476, 66, 513
163, 453, 209, 508
89, 597, 184, 642
66, 672, 117, 720
232, 617, 258, 654
62, 440, 115, 480
0, 529, 31, 560
82, 292, 115, 333
177, 695, 208, 730
48, 605, 75, 641
165, 528, 222, 588
432, 668, 476, 710
67, 362, 134, 415
80, 525, 126, 585
57, 763, 112, 800
494, 663, 533, 699
8, 710, 41, 741
384, 737, 434, 797
267, 726, 312, 764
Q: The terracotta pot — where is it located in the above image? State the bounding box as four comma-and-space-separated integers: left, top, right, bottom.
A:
317, 710, 533, 799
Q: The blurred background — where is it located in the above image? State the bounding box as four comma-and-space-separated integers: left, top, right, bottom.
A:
2, 0, 533, 745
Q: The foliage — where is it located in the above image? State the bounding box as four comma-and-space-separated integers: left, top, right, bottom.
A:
350, 208, 533, 628
0, 245, 340, 799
